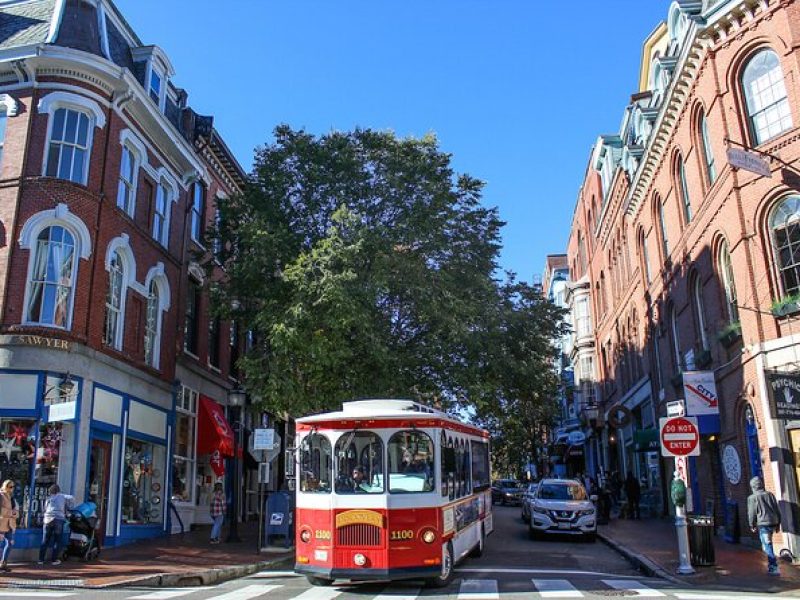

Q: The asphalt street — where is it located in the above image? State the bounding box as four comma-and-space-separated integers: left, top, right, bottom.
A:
3, 505, 800, 599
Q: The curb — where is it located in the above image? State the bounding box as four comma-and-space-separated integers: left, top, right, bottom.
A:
598, 531, 686, 586
0, 553, 295, 590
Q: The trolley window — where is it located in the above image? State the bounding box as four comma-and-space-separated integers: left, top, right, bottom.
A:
387, 430, 435, 493
300, 433, 332, 493
470, 440, 490, 490
334, 431, 384, 494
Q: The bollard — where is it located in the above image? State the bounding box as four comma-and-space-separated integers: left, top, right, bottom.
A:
671, 471, 695, 575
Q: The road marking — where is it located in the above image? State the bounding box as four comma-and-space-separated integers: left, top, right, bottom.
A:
292, 587, 344, 600
457, 567, 639, 578
602, 579, 666, 597
128, 591, 199, 600
0, 594, 76, 598
249, 570, 302, 578
675, 596, 799, 600
458, 579, 499, 600
373, 586, 421, 600
209, 584, 282, 600
531, 579, 583, 598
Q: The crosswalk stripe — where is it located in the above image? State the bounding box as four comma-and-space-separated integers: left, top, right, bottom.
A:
128, 591, 199, 600
531, 578, 583, 598
208, 584, 282, 600
292, 586, 344, 600
373, 585, 421, 600
602, 579, 666, 597
249, 570, 302, 578
0, 594, 76, 598
458, 579, 499, 600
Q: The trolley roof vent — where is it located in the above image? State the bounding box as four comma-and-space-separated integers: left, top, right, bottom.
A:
341, 399, 442, 416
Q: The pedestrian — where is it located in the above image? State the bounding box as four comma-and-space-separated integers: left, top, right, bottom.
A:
0, 480, 17, 572
210, 482, 225, 544
38, 484, 74, 565
624, 472, 641, 519
747, 475, 782, 576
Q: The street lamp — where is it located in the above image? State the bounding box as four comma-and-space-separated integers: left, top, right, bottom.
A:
226, 387, 247, 543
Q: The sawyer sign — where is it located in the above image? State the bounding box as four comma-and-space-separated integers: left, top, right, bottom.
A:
727, 148, 771, 178
766, 370, 800, 420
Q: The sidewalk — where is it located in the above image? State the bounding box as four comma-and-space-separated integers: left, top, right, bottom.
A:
599, 517, 800, 594
0, 525, 294, 589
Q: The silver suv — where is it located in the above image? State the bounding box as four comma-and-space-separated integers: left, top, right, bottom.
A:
527, 478, 597, 542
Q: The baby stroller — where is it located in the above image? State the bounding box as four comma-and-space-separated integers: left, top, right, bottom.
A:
64, 501, 101, 562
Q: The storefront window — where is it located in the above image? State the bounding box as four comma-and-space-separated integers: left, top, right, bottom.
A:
121, 439, 165, 524
0, 419, 35, 528
172, 386, 197, 503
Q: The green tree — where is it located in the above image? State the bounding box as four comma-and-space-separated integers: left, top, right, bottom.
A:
206, 125, 565, 439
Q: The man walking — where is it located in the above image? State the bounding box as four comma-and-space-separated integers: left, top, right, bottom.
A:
209, 483, 225, 544
748, 476, 782, 575
38, 484, 74, 566
624, 472, 641, 519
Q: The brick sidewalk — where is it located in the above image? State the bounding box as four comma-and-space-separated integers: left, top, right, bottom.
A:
599, 517, 800, 593
0, 525, 293, 589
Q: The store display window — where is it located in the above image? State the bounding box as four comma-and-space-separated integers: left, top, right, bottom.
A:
172, 386, 197, 503
0, 419, 35, 528
121, 439, 165, 524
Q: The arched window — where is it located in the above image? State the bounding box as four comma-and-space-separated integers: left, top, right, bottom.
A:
770, 196, 800, 296
144, 281, 160, 368
718, 240, 739, 323
742, 49, 793, 145
692, 276, 708, 350
577, 232, 586, 274
670, 306, 682, 372
676, 153, 692, 224
25, 226, 77, 328
103, 250, 125, 349
639, 229, 652, 284
698, 110, 716, 185
656, 195, 669, 259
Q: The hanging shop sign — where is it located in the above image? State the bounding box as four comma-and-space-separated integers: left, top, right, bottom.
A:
683, 371, 719, 416
47, 400, 77, 423
766, 370, 800, 420
727, 148, 772, 178
607, 404, 632, 429
633, 428, 659, 453
722, 444, 742, 485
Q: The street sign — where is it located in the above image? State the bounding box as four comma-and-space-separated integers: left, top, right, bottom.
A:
253, 428, 275, 450
666, 400, 685, 417
683, 371, 719, 416
727, 148, 771, 178
660, 416, 700, 457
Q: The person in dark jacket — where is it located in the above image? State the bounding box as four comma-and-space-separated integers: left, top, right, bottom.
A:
747, 476, 782, 575
624, 472, 641, 519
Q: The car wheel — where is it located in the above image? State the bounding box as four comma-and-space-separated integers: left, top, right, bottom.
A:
306, 575, 334, 586
426, 542, 454, 588
469, 526, 486, 558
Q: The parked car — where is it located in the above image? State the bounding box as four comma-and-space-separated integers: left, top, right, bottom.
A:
520, 482, 539, 523
527, 478, 597, 542
491, 479, 524, 505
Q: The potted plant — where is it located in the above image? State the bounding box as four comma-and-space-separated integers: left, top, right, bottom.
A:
771, 294, 800, 318
717, 321, 742, 348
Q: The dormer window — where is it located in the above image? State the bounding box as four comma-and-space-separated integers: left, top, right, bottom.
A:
132, 46, 175, 115
149, 68, 163, 107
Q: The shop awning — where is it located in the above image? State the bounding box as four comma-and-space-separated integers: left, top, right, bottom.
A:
197, 396, 234, 457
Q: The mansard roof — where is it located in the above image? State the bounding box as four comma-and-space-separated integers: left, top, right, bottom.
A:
0, 0, 56, 50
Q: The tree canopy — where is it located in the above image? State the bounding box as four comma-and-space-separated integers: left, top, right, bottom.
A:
206, 125, 566, 466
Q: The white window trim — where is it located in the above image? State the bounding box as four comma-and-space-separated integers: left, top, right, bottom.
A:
117, 129, 147, 218
153, 168, 179, 248
18, 204, 92, 330
143, 263, 171, 370
190, 183, 205, 244
174, 385, 198, 505
104, 250, 126, 350
38, 92, 106, 186
0, 94, 18, 117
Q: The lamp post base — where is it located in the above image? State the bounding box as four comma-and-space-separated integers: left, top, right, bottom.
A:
675, 507, 696, 575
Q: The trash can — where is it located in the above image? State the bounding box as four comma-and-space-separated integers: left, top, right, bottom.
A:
687, 514, 715, 566
265, 490, 294, 548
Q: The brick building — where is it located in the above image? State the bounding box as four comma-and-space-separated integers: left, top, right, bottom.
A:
0, 0, 251, 550
566, 0, 800, 554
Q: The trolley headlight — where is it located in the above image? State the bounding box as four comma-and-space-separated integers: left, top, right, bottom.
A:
354, 553, 367, 566
300, 529, 312, 543
422, 529, 436, 544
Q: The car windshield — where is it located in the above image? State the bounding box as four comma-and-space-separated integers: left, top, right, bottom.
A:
499, 480, 520, 489
538, 483, 587, 501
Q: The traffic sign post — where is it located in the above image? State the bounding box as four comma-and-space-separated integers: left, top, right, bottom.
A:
660, 417, 699, 576
660, 416, 700, 457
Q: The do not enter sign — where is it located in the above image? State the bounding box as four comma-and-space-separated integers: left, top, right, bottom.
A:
660, 416, 700, 457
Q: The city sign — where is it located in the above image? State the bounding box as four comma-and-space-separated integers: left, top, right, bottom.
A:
727, 148, 771, 178
683, 371, 719, 416
660, 416, 700, 457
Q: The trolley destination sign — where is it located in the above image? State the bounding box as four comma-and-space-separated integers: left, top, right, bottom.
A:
660, 416, 700, 457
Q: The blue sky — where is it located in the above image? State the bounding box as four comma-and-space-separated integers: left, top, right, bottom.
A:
116, 1, 668, 282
